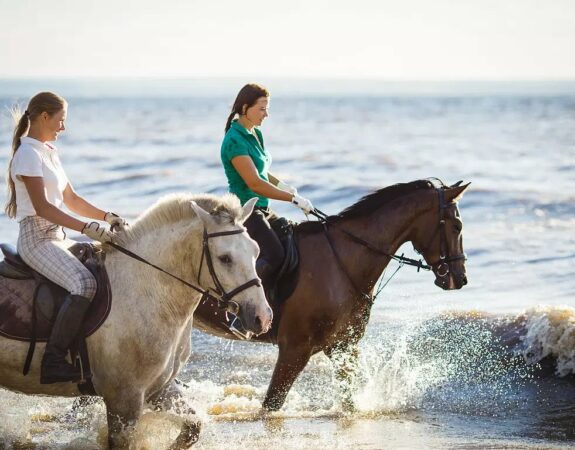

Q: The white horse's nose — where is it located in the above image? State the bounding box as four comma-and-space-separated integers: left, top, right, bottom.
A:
261, 305, 273, 332
254, 304, 273, 334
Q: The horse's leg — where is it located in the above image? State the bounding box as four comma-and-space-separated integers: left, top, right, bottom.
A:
148, 380, 201, 448
262, 345, 313, 411
324, 343, 360, 412
105, 390, 144, 449
149, 380, 195, 415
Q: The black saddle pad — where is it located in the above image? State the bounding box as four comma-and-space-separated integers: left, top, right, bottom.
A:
266, 216, 300, 306
0, 243, 112, 342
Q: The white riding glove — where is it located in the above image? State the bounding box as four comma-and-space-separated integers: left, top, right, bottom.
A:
291, 194, 314, 214
82, 222, 114, 244
104, 212, 129, 232
276, 180, 298, 195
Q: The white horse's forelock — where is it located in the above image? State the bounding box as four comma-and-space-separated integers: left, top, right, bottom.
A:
120, 192, 244, 243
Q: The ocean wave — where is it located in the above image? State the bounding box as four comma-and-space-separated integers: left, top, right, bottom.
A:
519, 305, 575, 377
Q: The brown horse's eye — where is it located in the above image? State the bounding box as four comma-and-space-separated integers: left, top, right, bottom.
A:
218, 255, 232, 265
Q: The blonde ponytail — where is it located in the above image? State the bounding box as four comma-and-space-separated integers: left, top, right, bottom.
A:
4, 92, 66, 218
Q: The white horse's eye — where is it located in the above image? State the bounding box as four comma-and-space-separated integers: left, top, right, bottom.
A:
218, 254, 232, 265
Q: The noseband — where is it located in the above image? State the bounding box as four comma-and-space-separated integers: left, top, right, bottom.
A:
197, 228, 261, 314
415, 188, 467, 279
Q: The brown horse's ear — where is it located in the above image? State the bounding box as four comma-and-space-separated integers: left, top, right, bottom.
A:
190, 201, 212, 226
445, 182, 471, 203
239, 197, 257, 224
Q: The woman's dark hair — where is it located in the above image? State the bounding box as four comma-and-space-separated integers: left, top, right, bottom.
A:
225, 83, 270, 132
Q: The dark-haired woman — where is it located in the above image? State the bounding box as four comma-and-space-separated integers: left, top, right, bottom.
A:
6, 91, 127, 384
221, 83, 313, 288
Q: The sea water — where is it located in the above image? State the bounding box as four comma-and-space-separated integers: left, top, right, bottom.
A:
0, 80, 573, 449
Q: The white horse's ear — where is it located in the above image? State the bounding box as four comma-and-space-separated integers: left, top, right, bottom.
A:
190, 201, 212, 226
239, 198, 257, 224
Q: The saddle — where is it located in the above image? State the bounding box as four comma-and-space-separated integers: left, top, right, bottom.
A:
0, 242, 111, 390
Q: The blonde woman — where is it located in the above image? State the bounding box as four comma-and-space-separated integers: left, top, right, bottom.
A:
6, 91, 127, 384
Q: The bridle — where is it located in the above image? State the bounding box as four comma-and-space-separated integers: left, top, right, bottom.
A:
196, 227, 261, 314
310, 186, 466, 300
108, 226, 261, 314
413, 188, 467, 283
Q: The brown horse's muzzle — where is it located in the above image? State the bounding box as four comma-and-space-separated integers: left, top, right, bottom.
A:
434, 266, 468, 290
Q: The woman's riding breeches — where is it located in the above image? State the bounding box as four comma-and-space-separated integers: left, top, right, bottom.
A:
17, 216, 97, 300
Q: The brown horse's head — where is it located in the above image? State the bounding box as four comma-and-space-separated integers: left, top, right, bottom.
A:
412, 181, 470, 290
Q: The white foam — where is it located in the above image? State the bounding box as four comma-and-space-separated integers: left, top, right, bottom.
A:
520, 304, 575, 376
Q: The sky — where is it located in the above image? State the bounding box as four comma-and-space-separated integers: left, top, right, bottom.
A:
0, 0, 574, 80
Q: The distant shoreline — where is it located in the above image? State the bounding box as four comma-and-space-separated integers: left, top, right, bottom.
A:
1, 78, 574, 98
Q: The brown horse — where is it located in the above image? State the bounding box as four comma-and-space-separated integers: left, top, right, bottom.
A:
193, 179, 470, 411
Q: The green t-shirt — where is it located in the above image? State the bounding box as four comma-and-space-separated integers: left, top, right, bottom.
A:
221, 120, 272, 208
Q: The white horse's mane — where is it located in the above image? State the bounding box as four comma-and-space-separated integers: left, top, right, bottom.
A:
120, 192, 244, 243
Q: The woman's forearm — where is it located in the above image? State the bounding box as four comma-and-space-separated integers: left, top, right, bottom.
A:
35, 202, 87, 232
267, 173, 279, 186
65, 193, 106, 221
249, 178, 293, 202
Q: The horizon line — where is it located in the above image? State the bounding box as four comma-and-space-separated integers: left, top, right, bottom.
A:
2, 76, 575, 83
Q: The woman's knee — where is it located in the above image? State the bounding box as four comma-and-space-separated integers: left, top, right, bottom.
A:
74, 273, 97, 300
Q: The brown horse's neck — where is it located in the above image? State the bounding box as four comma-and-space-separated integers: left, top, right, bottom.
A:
333, 190, 436, 298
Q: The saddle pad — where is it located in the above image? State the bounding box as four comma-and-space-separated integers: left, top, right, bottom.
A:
0, 274, 112, 342
267, 217, 300, 305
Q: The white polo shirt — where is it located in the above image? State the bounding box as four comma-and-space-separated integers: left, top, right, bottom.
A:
10, 136, 69, 221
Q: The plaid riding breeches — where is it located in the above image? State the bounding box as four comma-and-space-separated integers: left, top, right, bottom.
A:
17, 216, 97, 300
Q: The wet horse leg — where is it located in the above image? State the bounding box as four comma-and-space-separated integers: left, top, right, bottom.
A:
105, 390, 144, 449
149, 380, 196, 415
324, 343, 360, 412
262, 344, 313, 411
148, 380, 202, 448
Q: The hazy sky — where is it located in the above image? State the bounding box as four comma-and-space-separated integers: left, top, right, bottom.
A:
1, 0, 574, 79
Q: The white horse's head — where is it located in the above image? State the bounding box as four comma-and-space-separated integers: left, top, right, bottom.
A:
190, 197, 272, 335
120, 193, 272, 336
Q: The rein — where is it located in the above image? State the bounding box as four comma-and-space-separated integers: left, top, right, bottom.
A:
107, 227, 261, 313
310, 208, 431, 270
309, 208, 427, 304
308, 186, 465, 300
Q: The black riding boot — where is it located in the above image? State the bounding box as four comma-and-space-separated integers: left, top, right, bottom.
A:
40, 294, 92, 384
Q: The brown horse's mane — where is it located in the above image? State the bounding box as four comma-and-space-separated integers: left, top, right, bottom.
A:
297, 178, 441, 234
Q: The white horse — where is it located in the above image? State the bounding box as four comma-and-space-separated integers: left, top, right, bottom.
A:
0, 193, 272, 448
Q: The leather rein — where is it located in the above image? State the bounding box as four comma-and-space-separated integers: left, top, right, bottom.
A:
309, 186, 466, 301
108, 227, 261, 314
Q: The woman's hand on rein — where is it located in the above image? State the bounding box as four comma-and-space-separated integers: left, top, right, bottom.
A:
82, 221, 114, 244
292, 194, 314, 214
104, 212, 129, 232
